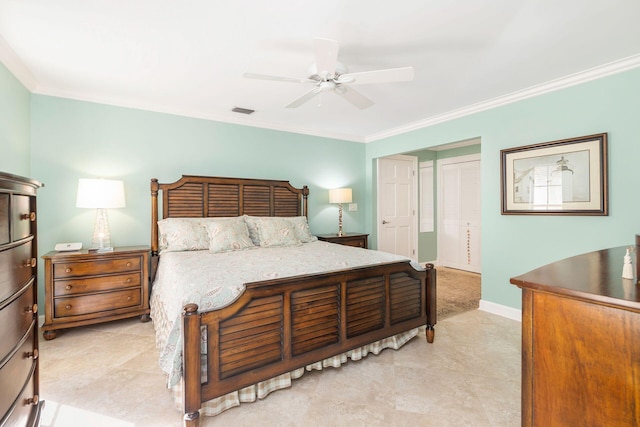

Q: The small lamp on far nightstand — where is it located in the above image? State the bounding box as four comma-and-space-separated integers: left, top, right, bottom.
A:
76, 178, 126, 252
329, 188, 352, 237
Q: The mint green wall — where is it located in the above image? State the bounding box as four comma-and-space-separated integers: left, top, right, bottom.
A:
30, 95, 366, 300
367, 67, 640, 310
0, 62, 31, 175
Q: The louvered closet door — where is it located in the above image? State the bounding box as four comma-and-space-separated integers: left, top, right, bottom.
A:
440, 159, 481, 273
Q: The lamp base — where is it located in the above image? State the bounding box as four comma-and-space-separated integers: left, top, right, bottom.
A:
92, 208, 113, 251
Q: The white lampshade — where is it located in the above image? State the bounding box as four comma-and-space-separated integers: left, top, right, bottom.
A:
76, 178, 126, 209
76, 178, 125, 251
329, 188, 352, 204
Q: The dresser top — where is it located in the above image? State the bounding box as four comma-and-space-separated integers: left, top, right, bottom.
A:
510, 245, 640, 312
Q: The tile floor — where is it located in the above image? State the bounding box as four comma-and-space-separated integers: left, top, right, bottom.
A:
38, 309, 521, 427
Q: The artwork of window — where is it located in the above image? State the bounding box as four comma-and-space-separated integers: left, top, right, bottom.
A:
501, 134, 607, 215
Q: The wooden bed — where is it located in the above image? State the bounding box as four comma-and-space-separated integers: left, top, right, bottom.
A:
150, 175, 436, 427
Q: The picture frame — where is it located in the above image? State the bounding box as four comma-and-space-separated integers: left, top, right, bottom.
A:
501, 133, 608, 215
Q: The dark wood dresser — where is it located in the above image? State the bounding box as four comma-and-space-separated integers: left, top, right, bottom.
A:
0, 172, 43, 426
510, 245, 640, 427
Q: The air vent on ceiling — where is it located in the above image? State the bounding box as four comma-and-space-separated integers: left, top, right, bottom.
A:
232, 107, 255, 115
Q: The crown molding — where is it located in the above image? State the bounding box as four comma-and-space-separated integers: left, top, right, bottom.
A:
0, 35, 37, 90
365, 54, 640, 143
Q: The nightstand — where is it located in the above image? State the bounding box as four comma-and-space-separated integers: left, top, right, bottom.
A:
41, 246, 150, 340
316, 233, 369, 249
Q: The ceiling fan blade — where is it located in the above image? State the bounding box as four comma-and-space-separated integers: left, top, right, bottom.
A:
314, 38, 339, 79
336, 86, 374, 110
285, 88, 320, 108
338, 66, 414, 85
243, 72, 315, 84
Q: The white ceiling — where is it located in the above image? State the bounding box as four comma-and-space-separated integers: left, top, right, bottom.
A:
1, 0, 640, 142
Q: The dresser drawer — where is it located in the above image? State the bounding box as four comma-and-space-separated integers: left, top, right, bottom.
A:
0, 283, 35, 360
54, 273, 141, 296
0, 193, 8, 245
0, 242, 34, 304
54, 288, 142, 317
53, 256, 141, 279
0, 325, 37, 420
11, 195, 35, 242
0, 362, 39, 427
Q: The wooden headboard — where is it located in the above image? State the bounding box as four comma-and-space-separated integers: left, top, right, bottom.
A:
150, 175, 309, 256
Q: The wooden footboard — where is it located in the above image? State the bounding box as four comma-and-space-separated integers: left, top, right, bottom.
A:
181, 261, 436, 426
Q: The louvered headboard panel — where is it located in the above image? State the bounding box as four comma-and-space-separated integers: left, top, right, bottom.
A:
150, 175, 309, 256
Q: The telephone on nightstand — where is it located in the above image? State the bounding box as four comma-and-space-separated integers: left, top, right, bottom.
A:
54, 242, 82, 251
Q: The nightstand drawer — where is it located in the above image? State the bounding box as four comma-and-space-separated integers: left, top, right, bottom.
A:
317, 233, 369, 249
54, 273, 141, 296
53, 256, 141, 278
54, 288, 142, 317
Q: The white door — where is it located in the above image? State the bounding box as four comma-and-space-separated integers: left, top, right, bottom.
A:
377, 155, 417, 260
438, 155, 481, 273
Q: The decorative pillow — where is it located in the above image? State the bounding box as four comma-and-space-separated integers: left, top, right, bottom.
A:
244, 215, 316, 245
243, 215, 262, 246
286, 216, 318, 243
254, 217, 302, 248
157, 218, 209, 254
206, 218, 255, 253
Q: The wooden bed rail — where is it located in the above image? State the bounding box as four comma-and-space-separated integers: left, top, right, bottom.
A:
181, 261, 436, 426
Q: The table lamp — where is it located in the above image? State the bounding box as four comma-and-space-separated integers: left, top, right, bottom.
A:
76, 178, 125, 251
329, 188, 352, 237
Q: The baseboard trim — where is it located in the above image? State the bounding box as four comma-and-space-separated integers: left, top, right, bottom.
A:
479, 299, 522, 322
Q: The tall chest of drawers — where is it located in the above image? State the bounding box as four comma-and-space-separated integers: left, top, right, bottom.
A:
0, 172, 43, 427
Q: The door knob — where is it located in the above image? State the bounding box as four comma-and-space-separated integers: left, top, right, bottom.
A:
382, 220, 391, 224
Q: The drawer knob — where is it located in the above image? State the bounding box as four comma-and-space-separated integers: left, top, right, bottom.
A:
127, 296, 132, 301
26, 349, 39, 360
65, 285, 72, 290
25, 304, 38, 314
126, 278, 132, 283
24, 258, 37, 268
20, 212, 36, 221
65, 304, 72, 310
65, 267, 72, 273
26, 395, 39, 406
126, 262, 132, 267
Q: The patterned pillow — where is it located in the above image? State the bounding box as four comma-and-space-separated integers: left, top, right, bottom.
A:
206, 218, 255, 253
286, 216, 318, 243
244, 215, 316, 245
157, 218, 209, 254
254, 217, 302, 248
243, 215, 262, 246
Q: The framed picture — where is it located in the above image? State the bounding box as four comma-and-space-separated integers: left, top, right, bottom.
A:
501, 133, 608, 215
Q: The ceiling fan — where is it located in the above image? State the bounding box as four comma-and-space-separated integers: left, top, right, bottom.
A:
243, 38, 414, 109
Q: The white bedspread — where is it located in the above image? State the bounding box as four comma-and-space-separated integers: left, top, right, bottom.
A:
150, 240, 422, 387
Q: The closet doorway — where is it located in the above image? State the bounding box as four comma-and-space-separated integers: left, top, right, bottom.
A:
437, 153, 481, 273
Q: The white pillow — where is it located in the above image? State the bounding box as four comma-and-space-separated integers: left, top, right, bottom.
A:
254, 217, 302, 248
206, 218, 255, 253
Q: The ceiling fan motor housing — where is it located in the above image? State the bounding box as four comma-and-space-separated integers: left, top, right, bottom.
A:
308, 61, 349, 81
